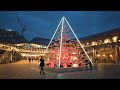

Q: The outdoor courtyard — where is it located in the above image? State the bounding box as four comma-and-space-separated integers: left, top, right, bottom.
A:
0, 60, 120, 79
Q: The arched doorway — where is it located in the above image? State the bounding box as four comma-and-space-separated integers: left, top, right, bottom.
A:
97, 48, 115, 63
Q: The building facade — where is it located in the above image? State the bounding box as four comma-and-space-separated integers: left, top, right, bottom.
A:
79, 28, 120, 63
0, 28, 19, 37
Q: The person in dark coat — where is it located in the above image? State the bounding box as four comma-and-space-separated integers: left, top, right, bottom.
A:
39, 56, 45, 75
89, 60, 93, 70
29, 58, 31, 63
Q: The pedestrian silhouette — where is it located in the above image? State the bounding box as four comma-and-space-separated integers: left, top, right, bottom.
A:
29, 58, 31, 63
89, 60, 93, 70
39, 56, 45, 75
104, 59, 106, 64
32, 58, 33, 62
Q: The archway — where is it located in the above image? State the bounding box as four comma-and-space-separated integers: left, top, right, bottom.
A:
97, 48, 115, 63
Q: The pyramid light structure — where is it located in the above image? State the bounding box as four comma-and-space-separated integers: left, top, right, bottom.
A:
44, 17, 93, 68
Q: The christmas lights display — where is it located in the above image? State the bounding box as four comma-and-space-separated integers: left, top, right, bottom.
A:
44, 17, 92, 68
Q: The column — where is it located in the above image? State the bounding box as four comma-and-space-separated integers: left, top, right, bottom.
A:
92, 45, 96, 62
115, 45, 120, 63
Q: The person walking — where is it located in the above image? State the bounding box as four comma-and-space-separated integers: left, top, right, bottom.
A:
39, 56, 45, 75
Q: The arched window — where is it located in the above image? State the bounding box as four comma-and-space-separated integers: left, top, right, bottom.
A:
98, 40, 102, 45
104, 39, 111, 44
112, 36, 118, 42
91, 41, 97, 46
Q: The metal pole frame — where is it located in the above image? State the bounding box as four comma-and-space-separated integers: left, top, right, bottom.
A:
43, 17, 63, 60
64, 17, 93, 65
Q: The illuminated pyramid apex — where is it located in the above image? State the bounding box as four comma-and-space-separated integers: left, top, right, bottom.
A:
62, 16, 65, 19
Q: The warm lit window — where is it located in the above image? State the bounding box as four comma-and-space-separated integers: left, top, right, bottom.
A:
87, 43, 89, 45
104, 39, 111, 44
86, 43, 89, 47
110, 54, 112, 57
112, 36, 118, 42
91, 41, 97, 46
98, 40, 102, 45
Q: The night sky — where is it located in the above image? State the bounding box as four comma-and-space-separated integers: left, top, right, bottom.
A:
0, 11, 120, 41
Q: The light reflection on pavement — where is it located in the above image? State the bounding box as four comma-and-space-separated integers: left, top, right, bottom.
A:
0, 60, 120, 79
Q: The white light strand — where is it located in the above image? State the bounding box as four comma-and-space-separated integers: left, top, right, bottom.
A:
43, 18, 63, 57
58, 17, 64, 67
64, 17, 93, 65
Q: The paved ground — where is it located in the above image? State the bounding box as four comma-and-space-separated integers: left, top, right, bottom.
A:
0, 60, 120, 79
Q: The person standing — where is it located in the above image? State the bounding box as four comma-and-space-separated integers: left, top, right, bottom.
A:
29, 58, 31, 63
89, 60, 93, 70
39, 56, 45, 75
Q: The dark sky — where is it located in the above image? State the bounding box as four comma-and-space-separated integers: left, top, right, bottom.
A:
0, 11, 120, 41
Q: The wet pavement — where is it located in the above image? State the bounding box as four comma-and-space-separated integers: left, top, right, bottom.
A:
0, 60, 120, 79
